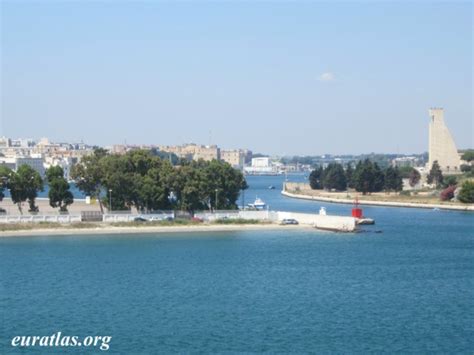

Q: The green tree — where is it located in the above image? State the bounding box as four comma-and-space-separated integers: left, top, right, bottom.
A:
8, 165, 43, 214
353, 159, 385, 194
71, 148, 108, 212
408, 168, 421, 187
442, 175, 457, 189
398, 166, 414, 179
458, 181, 474, 203
384, 166, 403, 192
0, 166, 12, 202
46, 166, 74, 212
309, 166, 323, 190
461, 150, 474, 162
427, 161, 443, 188
323, 163, 347, 191
345, 164, 354, 188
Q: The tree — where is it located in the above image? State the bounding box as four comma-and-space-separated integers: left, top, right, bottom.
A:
461, 150, 474, 162
408, 168, 421, 187
457, 181, 474, 203
0, 166, 12, 202
353, 159, 385, 194
398, 166, 414, 179
46, 166, 74, 212
345, 164, 354, 188
8, 165, 43, 214
309, 166, 324, 190
71, 148, 108, 213
442, 175, 457, 189
384, 166, 403, 193
427, 161, 443, 188
322, 163, 347, 191
460, 164, 472, 173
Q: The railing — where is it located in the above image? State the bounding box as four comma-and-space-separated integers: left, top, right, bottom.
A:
0, 214, 82, 224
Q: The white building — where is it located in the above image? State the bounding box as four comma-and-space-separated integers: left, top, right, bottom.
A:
44, 157, 73, 180
244, 157, 278, 175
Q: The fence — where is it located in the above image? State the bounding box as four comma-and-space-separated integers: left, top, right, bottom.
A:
0, 214, 82, 224
102, 211, 175, 223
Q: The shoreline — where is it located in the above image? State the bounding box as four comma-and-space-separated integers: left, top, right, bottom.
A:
0, 223, 314, 238
281, 190, 474, 211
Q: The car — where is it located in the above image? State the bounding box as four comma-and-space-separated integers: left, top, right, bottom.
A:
133, 216, 148, 222
281, 218, 299, 225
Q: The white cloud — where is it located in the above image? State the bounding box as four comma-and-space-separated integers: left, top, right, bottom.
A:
318, 72, 335, 82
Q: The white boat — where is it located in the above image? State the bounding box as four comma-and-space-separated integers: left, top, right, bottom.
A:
248, 197, 266, 210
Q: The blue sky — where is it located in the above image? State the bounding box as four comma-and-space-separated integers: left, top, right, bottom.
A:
1, 1, 472, 155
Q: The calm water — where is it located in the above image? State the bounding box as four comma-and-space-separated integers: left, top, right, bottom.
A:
1, 175, 473, 353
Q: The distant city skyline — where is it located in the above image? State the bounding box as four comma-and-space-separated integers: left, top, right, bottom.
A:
1, 1, 472, 155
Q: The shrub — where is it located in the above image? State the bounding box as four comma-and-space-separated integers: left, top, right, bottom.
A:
458, 181, 474, 203
440, 185, 456, 201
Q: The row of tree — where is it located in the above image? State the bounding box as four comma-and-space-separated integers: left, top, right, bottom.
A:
309, 159, 422, 194
0, 164, 73, 214
70, 149, 248, 214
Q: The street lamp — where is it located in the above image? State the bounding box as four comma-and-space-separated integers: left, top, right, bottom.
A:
109, 189, 113, 212
215, 188, 218, 212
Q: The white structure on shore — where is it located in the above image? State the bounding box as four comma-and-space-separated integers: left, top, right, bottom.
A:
244, 157, 278, 175
428, 108, 461, 173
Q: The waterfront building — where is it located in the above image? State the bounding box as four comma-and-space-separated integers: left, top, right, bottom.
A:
244, 157, 278, 175
44, 156, 73, 180
0, 156, 46, 177
220, 149, 245, 169
159, 144, 220, 162
428, 108, 461, 173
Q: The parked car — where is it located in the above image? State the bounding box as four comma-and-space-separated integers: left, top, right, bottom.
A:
191, 217, 203, 223
281, 218, 299, 225
134, 216, 148, 222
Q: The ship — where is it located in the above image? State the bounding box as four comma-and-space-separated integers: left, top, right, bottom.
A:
247, 197, 266, 210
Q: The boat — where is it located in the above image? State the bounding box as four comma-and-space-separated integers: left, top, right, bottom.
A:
248, 197, 267, 210
268, 185, 275, 190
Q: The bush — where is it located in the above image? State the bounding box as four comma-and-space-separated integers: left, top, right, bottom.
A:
399, 190, 411, 196
440, 185, 456, 201
458, 181, 474, 203
460, 164, 472, 173
442, 176, 457, 188
214, 218, 261, 224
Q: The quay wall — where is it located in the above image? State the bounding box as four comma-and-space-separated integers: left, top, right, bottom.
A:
0, 210, 356, 232
277, 211, 356, 232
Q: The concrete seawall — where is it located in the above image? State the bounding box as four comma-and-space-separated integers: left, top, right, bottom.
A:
282, 190, 474, 212
0, 209, 357, 233
276, 211, 356, 232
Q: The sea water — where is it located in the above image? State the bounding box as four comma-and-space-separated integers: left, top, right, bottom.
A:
1, 175, 473, 353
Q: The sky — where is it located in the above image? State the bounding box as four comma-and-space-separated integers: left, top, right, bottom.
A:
1, 1, 472, 156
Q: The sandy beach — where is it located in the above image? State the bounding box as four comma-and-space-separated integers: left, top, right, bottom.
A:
0, 223, 314, 238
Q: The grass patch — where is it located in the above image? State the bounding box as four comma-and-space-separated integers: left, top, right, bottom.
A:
213, 218, 263, 225
109, 219, 199, 228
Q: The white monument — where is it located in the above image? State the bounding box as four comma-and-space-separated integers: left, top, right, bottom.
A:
428, 108, 461, 173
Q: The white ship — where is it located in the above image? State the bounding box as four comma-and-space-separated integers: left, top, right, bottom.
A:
247, 197, 266, 210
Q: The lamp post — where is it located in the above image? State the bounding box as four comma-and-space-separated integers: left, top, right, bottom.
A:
215, 188, 218, 212
109, 189, 112, 212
